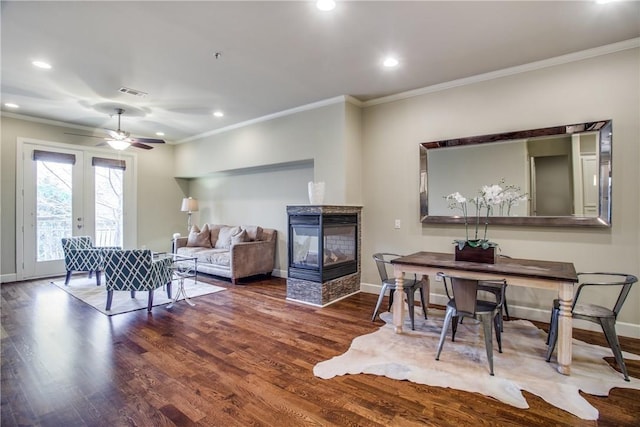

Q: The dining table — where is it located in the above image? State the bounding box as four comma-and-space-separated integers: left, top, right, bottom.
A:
390, 251, 578, 375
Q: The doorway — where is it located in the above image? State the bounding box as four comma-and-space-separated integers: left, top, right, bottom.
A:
16, 139, 137, 280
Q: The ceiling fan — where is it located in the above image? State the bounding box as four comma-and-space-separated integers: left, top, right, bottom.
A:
66, 108, 165, 150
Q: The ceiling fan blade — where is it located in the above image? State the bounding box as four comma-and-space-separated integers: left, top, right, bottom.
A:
130, 142, 153, 150
132, 137, 165, 144
64, 132, 105, 139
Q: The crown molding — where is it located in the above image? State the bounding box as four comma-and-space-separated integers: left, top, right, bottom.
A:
1, 111, 101, 133
177, 95, 360, 144
362, 37, 640, 108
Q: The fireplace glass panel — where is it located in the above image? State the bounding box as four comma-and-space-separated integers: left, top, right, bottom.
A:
291, 226, 319, 267
323, 225, 356, 267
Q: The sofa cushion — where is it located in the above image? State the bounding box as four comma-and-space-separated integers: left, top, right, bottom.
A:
176, 247, 230, 267
241, 225, 263, 241
231, 229, 248, 245
215, 226, 241, 249
186, 224, 212, 248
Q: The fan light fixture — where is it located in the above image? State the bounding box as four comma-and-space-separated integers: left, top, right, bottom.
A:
106, 139, 131, 150
181, 197, 199, 231
316, 0, 336, 11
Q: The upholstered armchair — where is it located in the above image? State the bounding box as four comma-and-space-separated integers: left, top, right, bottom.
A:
61, 236, 119, 286
103, 250, 173, 312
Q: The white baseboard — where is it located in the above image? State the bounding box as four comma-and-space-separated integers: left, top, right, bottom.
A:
1, 273, 17, 284
360, 282, 639, 339
272, 268, 287, 278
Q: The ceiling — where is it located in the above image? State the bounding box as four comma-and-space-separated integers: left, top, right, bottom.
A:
2, 1, 639, 144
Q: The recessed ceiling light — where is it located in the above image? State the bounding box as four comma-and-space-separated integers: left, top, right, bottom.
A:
316, 0, 336, 11
213, 111, 224, 118
383, 57, 399, 68
156, 132, 165, 136
4, 103, 19, 108
32, 60, 52, 69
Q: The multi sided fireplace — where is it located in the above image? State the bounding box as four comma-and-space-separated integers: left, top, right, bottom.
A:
286, 205, 362, 306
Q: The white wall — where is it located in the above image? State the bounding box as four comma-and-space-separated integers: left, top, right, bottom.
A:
173, 99, 363, 276
361, 48, 640, 332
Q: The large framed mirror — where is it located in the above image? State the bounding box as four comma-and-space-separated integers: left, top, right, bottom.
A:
420, 120, 612, 227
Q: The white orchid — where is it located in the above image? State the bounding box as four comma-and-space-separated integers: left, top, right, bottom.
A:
444, 179, 528, 248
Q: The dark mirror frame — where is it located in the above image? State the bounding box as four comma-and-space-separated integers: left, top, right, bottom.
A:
419, 120, 612, 227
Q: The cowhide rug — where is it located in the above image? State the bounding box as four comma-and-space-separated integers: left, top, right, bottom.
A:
313, 309, 640, 420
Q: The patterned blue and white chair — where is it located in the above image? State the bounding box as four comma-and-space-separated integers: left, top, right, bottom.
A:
103, 250, 173, 312
61, 236, 118, 286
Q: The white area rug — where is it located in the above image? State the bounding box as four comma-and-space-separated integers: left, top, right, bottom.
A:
51, 276, 225, 315
313, 309, 640, 420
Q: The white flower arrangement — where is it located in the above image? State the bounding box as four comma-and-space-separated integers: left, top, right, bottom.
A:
445, 179, 528, 249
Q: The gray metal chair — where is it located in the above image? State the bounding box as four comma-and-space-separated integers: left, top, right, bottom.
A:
546, 272, 638, 381
435, 272, 507, 376
371, 253, 428, 330
460, 254, 511, 331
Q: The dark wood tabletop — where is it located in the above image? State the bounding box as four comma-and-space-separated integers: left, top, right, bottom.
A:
391, 251, 578, 283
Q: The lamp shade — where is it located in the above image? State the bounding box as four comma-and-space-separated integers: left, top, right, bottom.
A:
181, 197, 199, 212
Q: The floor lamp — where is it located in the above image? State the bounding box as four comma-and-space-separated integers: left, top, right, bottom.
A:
181, 197, 199, 232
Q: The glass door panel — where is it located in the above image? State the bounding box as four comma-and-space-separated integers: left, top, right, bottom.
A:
94, 165, 123, 247
36, 160, 73, 261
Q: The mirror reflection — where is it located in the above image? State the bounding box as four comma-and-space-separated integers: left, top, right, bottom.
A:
419, 120, 612, 227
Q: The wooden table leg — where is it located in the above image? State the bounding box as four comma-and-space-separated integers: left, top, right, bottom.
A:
557, 281, 573, 375
393, 270, 405, 333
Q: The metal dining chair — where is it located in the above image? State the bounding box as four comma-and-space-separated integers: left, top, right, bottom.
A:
546, 272, 638, 381
435, 272, 507, 376
371, 253, 428, 330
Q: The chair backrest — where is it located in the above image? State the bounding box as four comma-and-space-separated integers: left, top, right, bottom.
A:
372, 253, 401, 282
438, 272, 506, 317
575, 272, 638, 317
103, 249, 154, 290
61, 236, 93, 253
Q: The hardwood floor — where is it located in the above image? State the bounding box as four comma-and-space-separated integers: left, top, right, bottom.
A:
2, 275, 639, 426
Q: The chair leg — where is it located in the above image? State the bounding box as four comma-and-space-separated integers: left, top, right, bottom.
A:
88, 271, 93, 279
95, 271, 101, 286
130, 290, 136, 298
406, 288, 416, 330
493, 312, 502, 353
65, 270, 72, 285
481, 313, 495, 376
372, 284, 389, 322
545, 307, 559, 362
436, 307, 455, 361
419, 285, 428, 319
502, 294, 510, 321
106, 290, 113, 310
166, 281, 172, 299
388, 289, 395, 312
147, 291, 154, 312
600, 318, 630, 381
451, 316, 459, 341
546, 304, 555, 345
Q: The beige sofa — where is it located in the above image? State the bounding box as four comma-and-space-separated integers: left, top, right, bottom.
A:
174, 224, 277, 284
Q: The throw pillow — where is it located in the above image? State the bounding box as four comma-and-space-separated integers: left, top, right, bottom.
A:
186, 224, 212, 248
208, 224, 223, 247
215, 226, 241, 249
231, 229, 248, 245
241, 225, 263, 241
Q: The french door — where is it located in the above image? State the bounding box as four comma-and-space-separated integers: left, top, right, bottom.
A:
17, 139, 136, 280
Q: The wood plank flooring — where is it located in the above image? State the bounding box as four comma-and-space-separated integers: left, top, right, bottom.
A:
2, 275, 639, 426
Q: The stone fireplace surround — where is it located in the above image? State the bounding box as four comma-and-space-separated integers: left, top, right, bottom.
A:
286, 205, 362, 306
